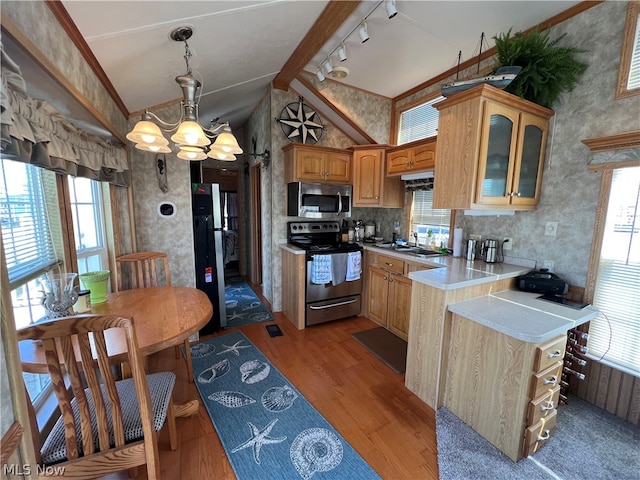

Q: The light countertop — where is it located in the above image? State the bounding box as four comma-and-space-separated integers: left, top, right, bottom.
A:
448, 290, 599, 343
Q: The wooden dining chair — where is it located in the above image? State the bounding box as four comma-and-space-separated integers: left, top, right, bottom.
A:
17, 314, 177, 479
116, 251, 194, 382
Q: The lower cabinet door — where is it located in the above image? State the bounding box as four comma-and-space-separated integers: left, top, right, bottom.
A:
387, 273, 412, 340
367, 266, 389, 326
527, 385, 560, 426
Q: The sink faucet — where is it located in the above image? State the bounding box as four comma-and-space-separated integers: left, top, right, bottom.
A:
392, 232, 397, 245
413, 232, 418, 247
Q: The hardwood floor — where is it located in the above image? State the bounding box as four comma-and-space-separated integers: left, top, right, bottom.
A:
107, 314, 439, 479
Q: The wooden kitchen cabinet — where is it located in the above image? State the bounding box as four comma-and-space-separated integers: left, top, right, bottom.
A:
283, 143, 351, 184
351, 146, 404, 208
365, 252, 429, 340
444, 312, 565, 461
433, 84, 553, 210
386, 136, 437, 176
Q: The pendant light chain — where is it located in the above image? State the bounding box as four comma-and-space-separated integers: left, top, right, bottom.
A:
183, 39, 193, 76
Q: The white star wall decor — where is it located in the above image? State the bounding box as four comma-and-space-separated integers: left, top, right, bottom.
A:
275, 97, 324, 144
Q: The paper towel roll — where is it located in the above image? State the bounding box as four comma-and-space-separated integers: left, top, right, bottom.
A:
452, 228, 463, 257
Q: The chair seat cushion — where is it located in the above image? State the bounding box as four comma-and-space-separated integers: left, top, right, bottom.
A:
41, 371, 175, 465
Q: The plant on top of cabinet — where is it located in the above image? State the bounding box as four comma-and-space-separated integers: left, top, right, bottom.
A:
283, 143, 351, 184
433, 84, 553, 210
492, 28, 587, 109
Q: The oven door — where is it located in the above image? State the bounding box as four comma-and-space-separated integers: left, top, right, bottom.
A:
306, 295, 361, 326
306, 259, 362, 303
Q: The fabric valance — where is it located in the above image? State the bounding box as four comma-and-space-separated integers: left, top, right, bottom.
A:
0, 43, 129, 186
404, 177, 434, 191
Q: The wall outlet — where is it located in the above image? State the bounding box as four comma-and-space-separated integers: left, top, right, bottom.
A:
503, 237, 513, 251
543, 260, 554, 271
469, 234, 482, 241
544, 221, 558, 237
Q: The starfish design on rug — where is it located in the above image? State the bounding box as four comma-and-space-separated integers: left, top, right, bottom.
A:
227, 311, 245, 321
217, 340, 251, 356
231, 419, 287, 465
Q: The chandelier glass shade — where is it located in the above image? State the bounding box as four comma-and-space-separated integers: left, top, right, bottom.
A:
126, 26, 243, 161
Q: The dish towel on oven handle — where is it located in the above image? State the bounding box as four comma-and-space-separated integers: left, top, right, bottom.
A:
331, 253, 348, 286
346, 251, 362, 281
311, 254, 332, 284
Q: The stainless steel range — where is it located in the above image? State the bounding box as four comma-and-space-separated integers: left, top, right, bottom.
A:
287, 221, 363, 326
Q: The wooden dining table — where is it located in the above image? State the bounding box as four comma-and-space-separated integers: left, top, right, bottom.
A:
19, 286, 213, 416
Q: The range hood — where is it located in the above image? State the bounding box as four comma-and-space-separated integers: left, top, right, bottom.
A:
401, 171, 434, 180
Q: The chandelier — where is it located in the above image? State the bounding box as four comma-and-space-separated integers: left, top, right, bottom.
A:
126, 26, 243, 161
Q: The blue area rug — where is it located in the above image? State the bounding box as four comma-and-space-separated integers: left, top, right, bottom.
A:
190, 331, 380, 480
225, 277, 274, 328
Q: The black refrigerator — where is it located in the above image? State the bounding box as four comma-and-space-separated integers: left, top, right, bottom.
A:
192, 183, 227, 334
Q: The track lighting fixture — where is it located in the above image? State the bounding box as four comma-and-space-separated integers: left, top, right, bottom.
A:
337, 43, 347, 62
322, 58, 334, 75
126, 26, 243, 161
385, 0, 398, 19
313, 0, 397, 82
358, 22, 369, 43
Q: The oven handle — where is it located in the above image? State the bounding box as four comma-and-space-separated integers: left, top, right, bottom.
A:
337, 191, 342, 217
309, 298, 358, 310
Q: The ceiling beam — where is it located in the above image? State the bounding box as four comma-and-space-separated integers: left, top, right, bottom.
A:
290, 75, 376, 145
273, 1, 361, 91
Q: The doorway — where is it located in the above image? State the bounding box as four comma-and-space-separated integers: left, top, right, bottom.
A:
250, 162, 263, 286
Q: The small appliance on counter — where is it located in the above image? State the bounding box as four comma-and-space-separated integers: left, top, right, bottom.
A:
517, 269, 569, 294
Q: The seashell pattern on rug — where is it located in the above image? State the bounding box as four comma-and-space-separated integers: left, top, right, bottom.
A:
190, 342, 216, 358
290, 428, 343, 480
240, 359, 270, 384
197, 358, 230, 383
262, 385, 298, 412
208, 391, 256, 408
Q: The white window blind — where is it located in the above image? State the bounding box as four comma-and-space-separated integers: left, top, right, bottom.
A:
587, 167, 640, 375
627, 15, 640, 90
410, 190, 451, 247
1, 159, 59, 287
397, 96, 443, 145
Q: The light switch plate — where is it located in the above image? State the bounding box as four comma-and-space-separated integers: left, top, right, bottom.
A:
544, 222, 558, 236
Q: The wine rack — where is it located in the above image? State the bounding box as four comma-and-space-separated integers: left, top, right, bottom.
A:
560, 328, 589, 405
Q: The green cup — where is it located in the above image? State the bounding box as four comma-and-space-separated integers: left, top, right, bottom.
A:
79, 270, 111, 304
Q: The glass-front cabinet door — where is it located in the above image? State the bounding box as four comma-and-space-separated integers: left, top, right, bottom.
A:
476, 102, 519, 205
511, 113, 548, 206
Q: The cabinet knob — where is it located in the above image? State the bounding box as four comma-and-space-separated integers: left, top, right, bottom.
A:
385, 262, 393, 267
516, 192, 522, 197
389, 278, 394, 283
547, 350, 563, 358
383, 276, 388, 280
508, 192, 515, 197
543, 375, 558, 385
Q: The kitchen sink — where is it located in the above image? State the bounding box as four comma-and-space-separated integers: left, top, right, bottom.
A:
373, 244, 443, 257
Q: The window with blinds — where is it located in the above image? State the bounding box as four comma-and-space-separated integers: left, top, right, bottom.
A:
627, 12, 640, 90
1, 160, 60, 287
397, 95, 443, 145
617, 1, 640, 98
587, 166, 640, 375
410, 189, 451, 248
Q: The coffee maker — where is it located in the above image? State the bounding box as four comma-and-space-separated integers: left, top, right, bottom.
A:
483, 239, 498, 263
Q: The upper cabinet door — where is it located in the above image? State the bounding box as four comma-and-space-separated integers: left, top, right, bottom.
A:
353, 149, 382, 205
324, 152, 351, 183
475, 102, 519, 206
511, 113, 548, 206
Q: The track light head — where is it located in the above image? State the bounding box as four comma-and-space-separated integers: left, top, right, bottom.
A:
337, 43, 347, 62
358, 21, 369, 43
322, 58, 334, 74
385, 0, 398, 19
316, 68, 326, 82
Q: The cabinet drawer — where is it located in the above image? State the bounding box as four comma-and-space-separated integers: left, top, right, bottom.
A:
527, 385, 560, 426
534, 335, 566, 372
530, 361, 562, 399
523, 409, 557, 457
377, 254, 404, 274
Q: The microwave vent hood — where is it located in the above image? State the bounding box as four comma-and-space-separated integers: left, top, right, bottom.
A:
401, 171, 434, 181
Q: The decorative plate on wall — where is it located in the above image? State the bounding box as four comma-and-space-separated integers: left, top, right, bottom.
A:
276, 97, 324, 144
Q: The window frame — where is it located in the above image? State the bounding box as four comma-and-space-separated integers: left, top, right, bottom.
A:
407, 189, 455, 249
616, 1, 640, 99
584, 164, 640, 376
393, 92, 443, 145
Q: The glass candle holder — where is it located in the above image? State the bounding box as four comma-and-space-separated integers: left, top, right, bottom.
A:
40, 273, 78, 319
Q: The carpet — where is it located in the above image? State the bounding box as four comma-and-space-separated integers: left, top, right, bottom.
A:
225, 276, 274, 328
436, 394, 640, 480
351, 327, 407, 374
190, 331, 381, 479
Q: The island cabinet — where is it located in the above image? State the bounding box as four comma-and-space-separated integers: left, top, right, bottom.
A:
283, 143, 351, 184
351, 145, 404, 208
444, 314, 565, 462
386, 136, 437, 176
364, 252, 431, 340
432, 84, 554, 210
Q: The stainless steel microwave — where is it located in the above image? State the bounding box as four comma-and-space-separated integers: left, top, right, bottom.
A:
287, 182, 352, 219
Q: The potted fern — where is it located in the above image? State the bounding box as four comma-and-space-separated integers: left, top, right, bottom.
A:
492, 28, 588, 108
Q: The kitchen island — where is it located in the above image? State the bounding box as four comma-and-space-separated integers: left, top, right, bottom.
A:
400, 256, 598, 461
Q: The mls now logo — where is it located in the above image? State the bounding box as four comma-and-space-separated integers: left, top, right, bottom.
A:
3, 464, 66, 475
